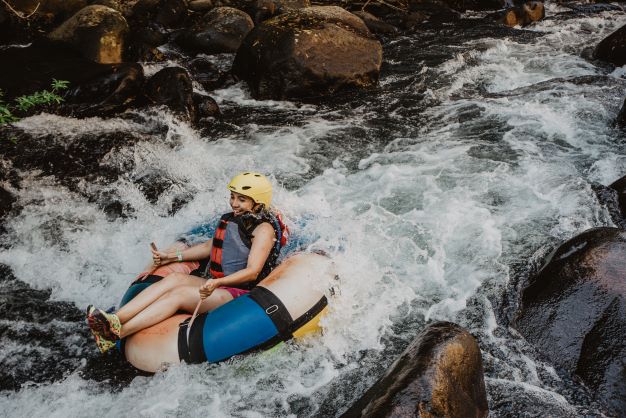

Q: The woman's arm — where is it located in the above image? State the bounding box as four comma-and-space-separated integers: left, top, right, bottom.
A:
152, 239, 213, 265
199, 223, 275, 298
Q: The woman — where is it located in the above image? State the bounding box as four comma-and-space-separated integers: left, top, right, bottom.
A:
87, 172, 288, 353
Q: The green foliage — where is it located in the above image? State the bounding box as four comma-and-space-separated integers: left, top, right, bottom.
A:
51, 79, 70, 91
0, 90, 19, 125
0, 80, 70, 129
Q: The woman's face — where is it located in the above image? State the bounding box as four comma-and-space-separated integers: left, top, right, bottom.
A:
230, 192, 256, 216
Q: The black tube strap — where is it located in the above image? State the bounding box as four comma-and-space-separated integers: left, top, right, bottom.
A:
177, 314, 208, 364
289, 295, 328, 333
248, 286, 294, 341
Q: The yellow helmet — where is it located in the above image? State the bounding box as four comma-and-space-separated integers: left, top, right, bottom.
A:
227, 172, 272, 207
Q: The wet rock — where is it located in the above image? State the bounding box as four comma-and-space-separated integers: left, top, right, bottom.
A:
144, 67, 195, 120
0, 186, 15, 220
609, 174, 626, 219
186, 56, 226, 90
90, 0, 122, 11
253, 0, 310, 22
353, 11, 397, 35
592, 182, 626, 230
193, 92, 221, 120
593, 23, 626, 67
617, 98, 626, 129
176, 7, 254, 54
131, 0, 188, 27
63, 62, 144, 116
133, 169, 175, 204
513, 227, 626, 414
125, 0, 188, 60
232, 6, 383, 99
0, 126, 139, 185
342, 322, 488, 418
407, 0, 461, 24
188, 0, 214, 11
47, 5, 129, 64
0, 41, 143, 117
490, 2, 545, 28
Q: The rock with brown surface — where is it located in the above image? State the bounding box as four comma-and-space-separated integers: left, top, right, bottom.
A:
176, 6, 254, 54
145, 67, 196, 120
593, 24, 626, 67
232, 6, 382, 99
48, 5, 129, 64
513, 227, 626, 415
341, 322, 488, 418
490, 1, 544, 27
353, 11, 397, 35
188, 0, 214, 12
250, 0, 308, 22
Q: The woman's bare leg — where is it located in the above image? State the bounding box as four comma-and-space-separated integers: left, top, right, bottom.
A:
119, 286, 233, 338
116, 273, 207, 323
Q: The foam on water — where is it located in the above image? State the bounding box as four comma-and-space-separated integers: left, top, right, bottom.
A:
1, 8, 626, 417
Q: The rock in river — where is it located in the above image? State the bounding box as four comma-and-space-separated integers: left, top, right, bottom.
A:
341, 322, 488, 418
593, 23, 626, 67
513, 227, 626, 414
232, 6, 382, 99
492, 2, 545, 28
144, 67, 196, 120
48, 5, 129, 64
616, 98, 626, 129
176, 6, 254, 54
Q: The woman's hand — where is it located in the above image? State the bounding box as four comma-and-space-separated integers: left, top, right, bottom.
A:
151, 247, 169, 266
199, 280, 220, 300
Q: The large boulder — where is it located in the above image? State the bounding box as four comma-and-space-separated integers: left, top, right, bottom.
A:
176, 7, 254, 54
593, 24, 626, 67
48, 5, 129, 64
513, 227, 626, 414
232, 6, 383, 99
341, 322, 488, 418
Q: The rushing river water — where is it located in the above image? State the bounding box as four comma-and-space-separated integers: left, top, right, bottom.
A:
1, 4, 626, 417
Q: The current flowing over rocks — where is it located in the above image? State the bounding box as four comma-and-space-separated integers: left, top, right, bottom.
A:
0, 1, 626, 417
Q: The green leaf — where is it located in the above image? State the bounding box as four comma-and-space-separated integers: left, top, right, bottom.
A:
51, 79, 70, 92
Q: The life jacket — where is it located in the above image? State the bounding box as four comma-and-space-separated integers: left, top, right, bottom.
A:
208, 210, 289, 289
